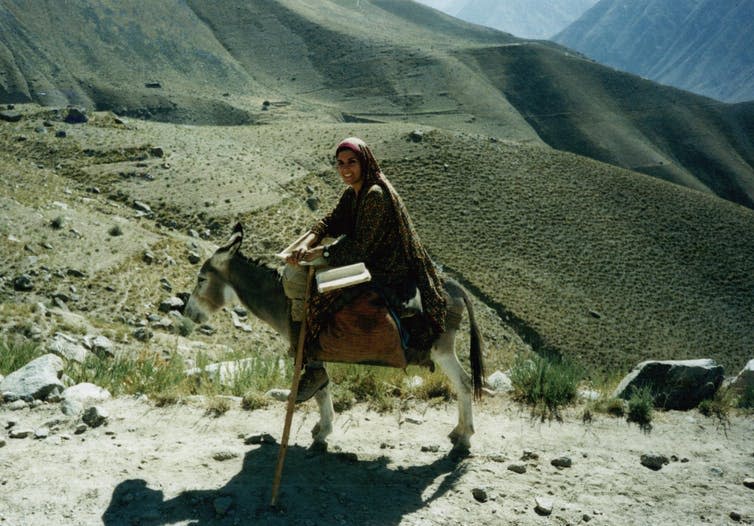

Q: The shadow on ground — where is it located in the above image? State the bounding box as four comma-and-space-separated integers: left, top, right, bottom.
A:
102, 443, 468, 525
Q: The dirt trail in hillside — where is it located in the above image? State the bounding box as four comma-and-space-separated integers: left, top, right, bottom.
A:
1, 396, 753, 526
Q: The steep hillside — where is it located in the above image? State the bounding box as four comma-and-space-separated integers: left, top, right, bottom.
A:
462, 42, 754, 209
3, 105, 752, 375
554, 0, 754, 103
1, 0, 754, 375
2, 0, 753, 209
415, 0, 598, 39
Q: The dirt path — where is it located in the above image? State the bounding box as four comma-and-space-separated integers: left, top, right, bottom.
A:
1, 396, 753, 526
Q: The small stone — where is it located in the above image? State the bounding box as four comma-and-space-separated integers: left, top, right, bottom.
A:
82, 406, 108, 428
9, 428, 33, 439
730, 511, 742, 522
743, 478, 754, 489
0, 110, 22, 122
64, 108, 88, 124
582, 513, 592, 522
404, 416, 423, 425
521, 450, 539, 461
472, 487, 488, 503
133, 327, 153, 341
74, 423, 88, 434
212, 450, 239, 461
534, 496, 553, 516
305, 196, 319, 211
34, 427, 50, 439
551, 456, 572, 468
640, 453, 669, 471
421, 444, 439, 453
133, 201, 152, 214
13, 274, 33, 291
487, 370, 513, 392
188, 251, 201, 264
0, 438, 6, 447
142, 251, 155, 264
159, 296, 184, 313
7, 400, 28, 411
508, 463, 527, 474
244, 433, 276, 445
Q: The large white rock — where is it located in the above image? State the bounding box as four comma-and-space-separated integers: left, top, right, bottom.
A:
730, 359, 754, 393
48, 333, 89, 363
612, 359, 724, 410
0, 354, 65, 400
61, 383, 111, 416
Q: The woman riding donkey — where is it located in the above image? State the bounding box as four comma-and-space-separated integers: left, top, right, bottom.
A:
284, 137, 448, 402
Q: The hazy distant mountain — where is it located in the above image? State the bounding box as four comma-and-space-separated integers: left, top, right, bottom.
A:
415, 0, 598, 39
554, 0, 754, 103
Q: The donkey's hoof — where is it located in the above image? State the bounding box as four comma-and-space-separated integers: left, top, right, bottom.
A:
448, 429, 471, 450
307, 440, 328, 454
449, 445, 472, 461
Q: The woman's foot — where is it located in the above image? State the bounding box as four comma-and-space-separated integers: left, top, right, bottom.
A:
295, 366, 329, 403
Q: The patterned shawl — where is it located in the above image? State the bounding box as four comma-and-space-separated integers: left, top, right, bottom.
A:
330, 137, 447, 334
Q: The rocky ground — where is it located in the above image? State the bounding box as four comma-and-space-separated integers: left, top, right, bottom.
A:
1, 392, 754, 526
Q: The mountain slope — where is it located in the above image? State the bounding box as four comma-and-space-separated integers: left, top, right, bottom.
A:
554, 0, 754, 103
415, 0, 598, 39
461, 42, 754, 208
1, 0, 754, 373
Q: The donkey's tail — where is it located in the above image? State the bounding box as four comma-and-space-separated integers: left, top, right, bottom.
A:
445, 279, 485, 400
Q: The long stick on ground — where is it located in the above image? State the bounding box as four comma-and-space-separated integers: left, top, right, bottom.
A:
270, 265, 315, 508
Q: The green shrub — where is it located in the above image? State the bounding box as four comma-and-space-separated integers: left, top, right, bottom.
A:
65, 350, 186, 397
206, 396, 231, 417
604, 398, 626, 417
241, 392, 270, 411
698, 389, 732, 433
626, 386, 654, 432
0, 337, 44, 376
509, 352, 582, 421
176, 316, 194, 337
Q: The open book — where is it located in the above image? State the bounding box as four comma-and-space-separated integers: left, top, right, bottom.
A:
315, 263, 372, 293
277, 234, 371, 292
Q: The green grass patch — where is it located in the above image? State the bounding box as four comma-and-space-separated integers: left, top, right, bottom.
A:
626, 386, 654, 432
509, 352, 582, 421
0, 336, 45, 376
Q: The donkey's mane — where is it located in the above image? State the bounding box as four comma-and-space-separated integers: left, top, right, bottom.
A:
234, 250, 283, 282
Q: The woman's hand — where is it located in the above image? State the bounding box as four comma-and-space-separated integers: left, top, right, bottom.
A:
286, 245, 323, 265
285, 233, 317, 265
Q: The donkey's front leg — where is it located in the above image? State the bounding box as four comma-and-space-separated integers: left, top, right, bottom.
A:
431, 330, 474, 452
310, 384, 334, 446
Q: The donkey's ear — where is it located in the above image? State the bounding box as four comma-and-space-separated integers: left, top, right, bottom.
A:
220, 224, 243, 255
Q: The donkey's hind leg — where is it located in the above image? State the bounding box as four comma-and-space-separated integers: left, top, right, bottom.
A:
431, 329, 474, 452
310, 384, 334, 448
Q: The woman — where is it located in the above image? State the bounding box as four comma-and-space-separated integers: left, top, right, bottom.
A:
284, 137, 446, 401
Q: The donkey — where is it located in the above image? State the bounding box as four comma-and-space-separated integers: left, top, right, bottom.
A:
185, 223, 485, 452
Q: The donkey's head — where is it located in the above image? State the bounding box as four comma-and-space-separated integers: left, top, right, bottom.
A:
184, 223, 244, 323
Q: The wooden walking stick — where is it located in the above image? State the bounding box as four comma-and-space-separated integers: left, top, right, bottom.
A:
270, 264, 315, 508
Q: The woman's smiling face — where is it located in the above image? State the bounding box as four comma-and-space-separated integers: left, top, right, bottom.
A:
336, 149, 364, 192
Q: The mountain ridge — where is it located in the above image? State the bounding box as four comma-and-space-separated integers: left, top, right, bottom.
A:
554, 0, 754, 103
